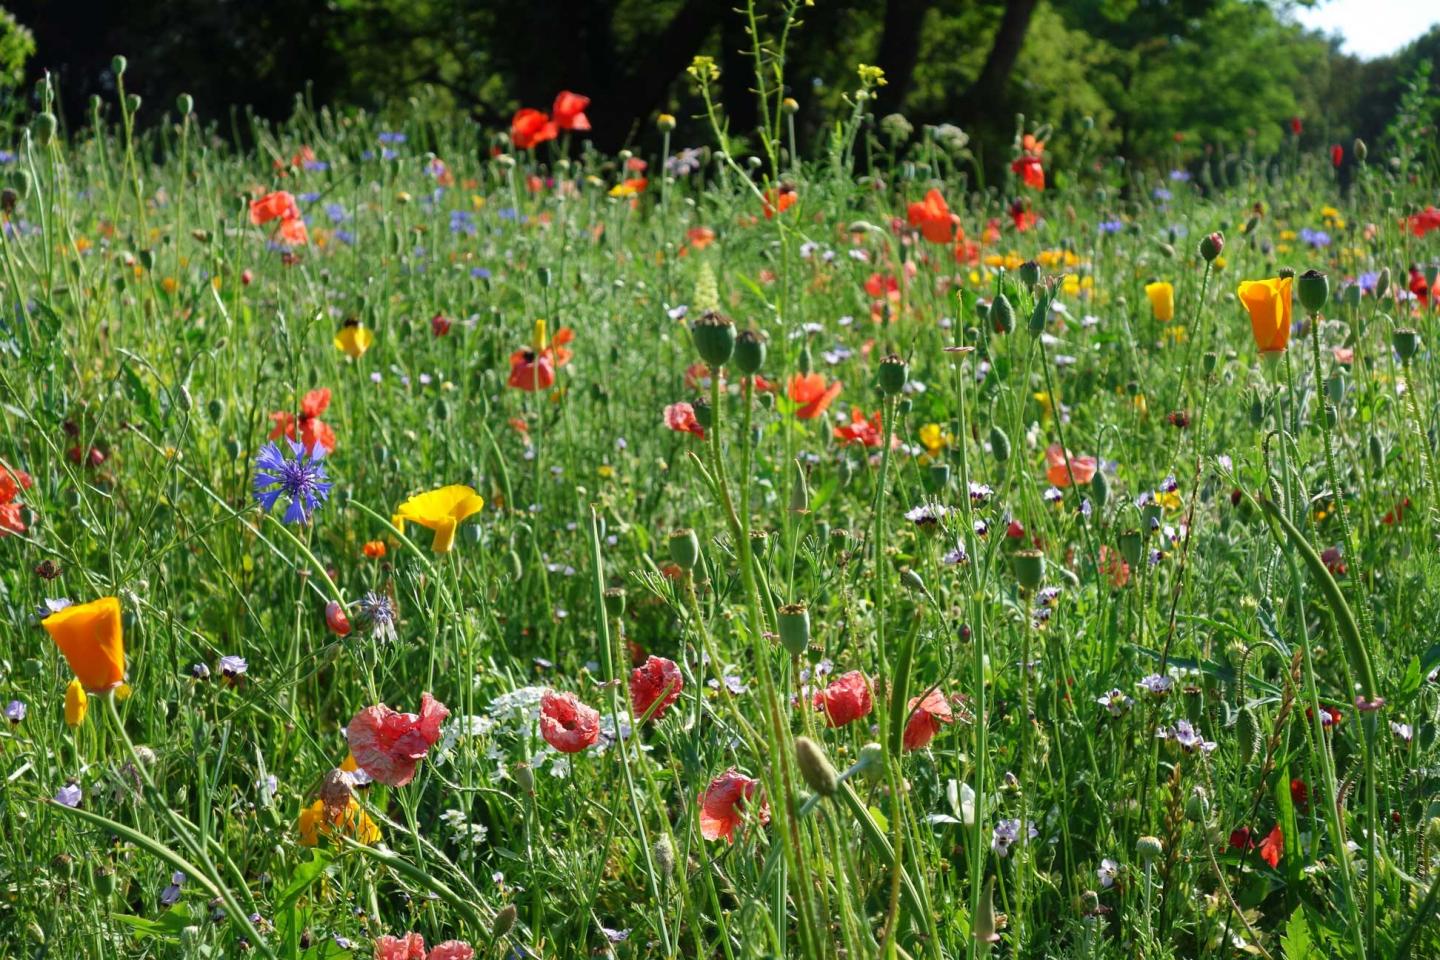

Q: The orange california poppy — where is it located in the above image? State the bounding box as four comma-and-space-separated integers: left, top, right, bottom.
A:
43, 596, 126, 692
788, 373, 843, 420
906, 188, 957, 244
511, 109, 558, 150
1237, 277, 1293, 354
552, 91, 592, 131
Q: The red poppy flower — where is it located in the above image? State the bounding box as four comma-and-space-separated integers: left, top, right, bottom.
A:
0, 463, 32, 503
1045, 444, 1097, 488
1405, 207, 1440, 238
431, 313, 452, 337
663, 402, 705, 439
1321, 546, 1346, 576
834, 407, 887, 447
539, 690, 600, 753
0, 501, 22, 536
1011, 154, 1045, 190
552, 91, 592, 132
346, 693, 449, 787
1383, 497, 1412, 525
1290, 777, 1309, 810
1258, 823, 1283, 867
699, 768, 769, 842
788, 373, 842, 420
277, 216, 309, 247
1307, 704, 1343, 728
269, 388, 336, 454
631, 655, 683, 721
864, 272, 901, 300
428, 943, 475, 960
1099, 545, 1130, 588
762, 185, 797, 219
906, 188, 958, 244
902, 688, 954, 751
374, 933, 428, 960
250, 191, 300, 225
1290, 117, 1303, 136
687, 226, 716, 250
1228, 826, 1255, 851
511, 108, 558, 150
812, 670, 873, 727
324, 600, 351, 637
507, 327, 574, 391
1330, 144, 1343, 167
1009, 199, 1037, 232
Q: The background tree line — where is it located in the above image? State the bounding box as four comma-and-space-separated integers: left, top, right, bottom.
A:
0, 0, 1436, 167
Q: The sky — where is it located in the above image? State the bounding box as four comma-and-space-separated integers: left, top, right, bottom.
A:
1292, 0, 1440, 59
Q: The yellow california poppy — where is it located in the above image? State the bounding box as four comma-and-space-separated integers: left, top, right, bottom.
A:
393, 485, 485, 553
1145, 281, 1175, 322
65, 678, 88, 727
1236, 277, 1293, 354
43, 597, 125, 692
297, 798, 381, 847
334, 323, 374, 359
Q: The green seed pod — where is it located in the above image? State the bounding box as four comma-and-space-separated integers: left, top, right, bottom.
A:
1185, 787, 1209, 824
1324, 402, 1338, 428
225, 437, 241, 461
1343, 283, 1362, 310
795, 736, 839, 797
668, 528, 700, 570
205, 397, 224, 422
1202, 351, 1218, 375
749, 529, 768, 558
732, 329, 766, 375
507, 549, 523, 580
1118, 529, 1143, 566
537, 266, 552, 287
1249, 393, 1265, 428
691, 310, 736, 367
924, 462, 950, 493
877, 354, 908, 395
797, 343, 813, 375
989, 425, 1011, 462
777, 602, 811, 655
990, 293, 1015, 334
1136, 835, 1164, 864
1028, 293, 1048, 337
176, 93, 194, 117
1277, 266, 1296, 280
1090, 468, 1109, 509
1375, 267, 1390, 299
1393, 328, 1420, 361
603, 587, 626, 618
1297, 269, 1329, 314
691, 396, 712, 429
1010, 548, 1045, 591
1018, 260, 1040, 289
1368, 433, 1384, 470
95, 866, 118, 897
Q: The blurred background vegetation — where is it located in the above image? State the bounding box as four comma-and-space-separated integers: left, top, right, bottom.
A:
0, 0, 1436, 169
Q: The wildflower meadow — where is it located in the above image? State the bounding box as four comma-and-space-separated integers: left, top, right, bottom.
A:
5, 25, 1440, 960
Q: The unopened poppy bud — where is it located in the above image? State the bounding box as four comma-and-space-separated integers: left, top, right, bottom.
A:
691, 395, 712, 429
1199, 231, 1224, 262
925, 462, 950, 493
1079, 889, 1101, 915
789, 459, 810, 515
324, 601, 351, 637
973, 876, 1001, 943
33, 112, 56, 146
1185, 786, 1209, 823
795, 736, 839, 797
1157, 242, 1176, 259
1019, 260, 1040, 288
691, 310, 736, 367
1375, 267, 1390, 299
668, 528, 700, 570
492, 903, 517, 940
512, 762, 534, 795
778, 602, 810, 655
1137, 835, 1164, 863
603, 587, 627, 618
989, 425, 1011, 462
877, 354, 908, 395
901, 567, 926, 592
651, 834, 675, 879
1368, 433, 1384, 469
1297, 269, 1329, 313
1090, 468, 1109, 508
858, 742, 886, 781
1393, 328, 1420, 361
1010, 549, 1044, 590
1353, 138, 1366, 162
176, 93, 193, 116
656, 113, 676, 133
733, 329, 766, 375
125, 94, 142, 114
112, 55, 127, 77
1027, 294, 1048, 336
990, 293, 1016, 334
797, 343, 813, 374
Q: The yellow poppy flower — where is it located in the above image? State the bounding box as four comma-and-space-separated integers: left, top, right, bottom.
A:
334, 324, 374, 359
918, 423, 950, 456
65, 678, 88, 727
393, 485, 485, 553
1236, 277, 1293, 355
1145, 281, 1175, 322
297, 798, 381, 847
43, 597, 126, 692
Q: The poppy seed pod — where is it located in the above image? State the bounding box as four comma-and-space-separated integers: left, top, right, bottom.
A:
1019, 260, 1041, 289
749, 529, 768, 557
1199, 231, 1224, 262
877, 354, 908, 395
925, 462, 950, 493
1028, 293, 1049, 337
1277, 266, 1295, 280
1353, 138, 1367, 162
1010, 548, 1045, 591
1393, 328, 1420, 361
668, 528, 700, 570
1297, 270, 1329, 314
989, 425, 1012, 462
990, 292, 1016, 334
777, 602, 811, 655
795, 736, 839, 797
692, 396, 713, 428
1202, 351, 1218, 375
1137, 835, 1164, 864
603, 587, 627, 618
732, 329, 766, 375
690, 310, 736, 367
1118, 529, 1143, 566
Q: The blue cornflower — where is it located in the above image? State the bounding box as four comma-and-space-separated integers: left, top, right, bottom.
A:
297, 191, 321, 203
253, 441, 333, 524
1300, 227, 1331, 248
378, 131, 407, 145
1153, 187, 1173, 202
470, 266, 492, 280
1098, 220, 1124, 235
1169, 169, 1192, 182
324, 203, 349, 224
450, 210, 477, 236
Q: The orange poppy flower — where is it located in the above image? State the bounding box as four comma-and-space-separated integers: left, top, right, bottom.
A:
552, 91, 592, 131
1012, 154, 1045, 190
508, 321, 574, 391
687, 226, 716, 250
277, 216, 309, 247
834, 408, 888, 447
906, 188, 957, 244
1044, 444, 1097, 487
270, 387, 337, 454
788, 373, 843, 420
762, 185, 797, 219
1237, 277, 1293, 354
511, 108, 558, 150
250, 191, 299, 225
43, 596, 126, 692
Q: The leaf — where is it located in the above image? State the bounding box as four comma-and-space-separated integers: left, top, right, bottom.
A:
276, 849, 333, 910
1281, 905, 1320, 960
113, 905, 195, 940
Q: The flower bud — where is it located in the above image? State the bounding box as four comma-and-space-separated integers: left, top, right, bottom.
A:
324, 600, 351, 637
33, 112, 56, 146
858, 742, 886, 782
789, 459, 810, 515
1027, 293, 1048, 337
656, 113, 676, 133
1353, 138, 1367, 162
1375, 267, 1390, 299
781, 98, 799, 115
691, 310, 736, 367
990, 293, 1015, 334
651, 834, 675, 879
1185, 786, 1209, 823
797, 342, 813, 374
924, 462, 950, 493
973, 876, 1001, 944
176, 93, 194, 117
901, 567, 926, 592
1090, 468, 1109, 509
668, 528, 700, 570
492, 903, 518, 940
1297, 269, 1329, 314
1199, 231, 1224, 262
112, 55, 127, 77
778, 602, 810, 656
512, 762, 534, 794
1019, 260, 1040, 289
732, 329, 767, 375
1393, 328, 1420, 361
125, 94, 142, 114
989, 425, 1011, 462
1137, 835, 1164, 864
1010, 549, 1045, 591
1118, 529, 1143, 566
795, 736, 839, 797
877, 354, 908, 395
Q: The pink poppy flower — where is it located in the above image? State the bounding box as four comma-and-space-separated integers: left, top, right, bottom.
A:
539, 690, 600, 753
325, 600, 352, 637
630, 655, 683, 721
427, 942, 475, 960
1044, 444, 1097, 488
346, 693, 450, 787
812, 670, 873, 727
664, 402, 705, 439
699, 768, 769, 842
374, 932, 427, 960
902, 688, 954, 751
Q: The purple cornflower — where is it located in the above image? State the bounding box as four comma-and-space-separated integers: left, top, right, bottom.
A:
54, 782, 83, 807
160, 871, 185, 906
377, 132, 407, 145
1098, 219, 1124, 235
253, 441, 333, 524
1300, 228, 1331, 249
1157, 718, 1216, 753
358, 591, 398, 642
4, 700, 25, 723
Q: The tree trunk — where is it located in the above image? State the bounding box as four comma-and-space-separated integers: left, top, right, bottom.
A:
874, 0, 928, 117
962, 0, 1040, 116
